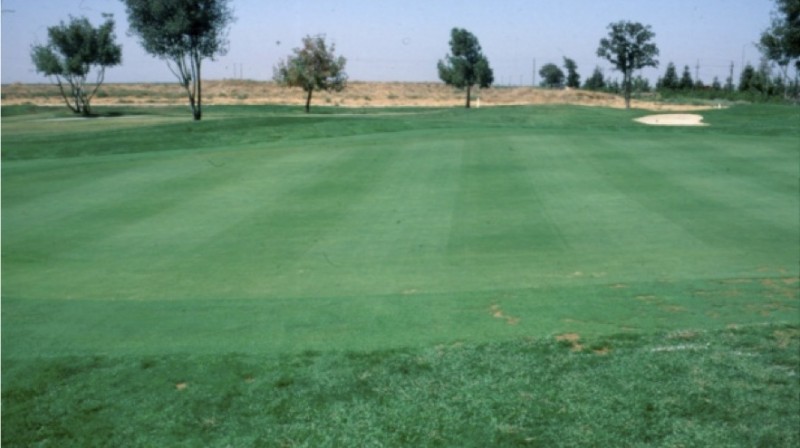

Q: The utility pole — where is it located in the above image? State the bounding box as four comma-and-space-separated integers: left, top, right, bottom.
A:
728, 61, 734, 91
532, 58, 536, 87
695, 59, 700, 85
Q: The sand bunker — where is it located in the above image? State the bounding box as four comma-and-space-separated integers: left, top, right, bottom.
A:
635, 114, 708, 126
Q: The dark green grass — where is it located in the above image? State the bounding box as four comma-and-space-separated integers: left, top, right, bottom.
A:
2, 324, 797, 447
2, 103, 799, 445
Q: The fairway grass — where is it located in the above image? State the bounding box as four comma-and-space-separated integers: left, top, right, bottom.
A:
2, 104, 798, 445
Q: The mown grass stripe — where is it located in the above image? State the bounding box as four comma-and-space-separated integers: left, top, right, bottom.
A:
584, 138, 796, 257
292, 134, 462, 298
446, 133, 568, 262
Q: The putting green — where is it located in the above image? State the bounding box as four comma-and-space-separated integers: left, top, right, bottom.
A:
2, 104, 798, 356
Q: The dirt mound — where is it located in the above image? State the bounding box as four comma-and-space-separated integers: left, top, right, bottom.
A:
1, 81, 713, 111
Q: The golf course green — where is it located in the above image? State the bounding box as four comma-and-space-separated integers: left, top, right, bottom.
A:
2, 103, 798, 446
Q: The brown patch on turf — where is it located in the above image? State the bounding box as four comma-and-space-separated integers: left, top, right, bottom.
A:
490, 304, 520, 325
175, 382, 188, 391
555, 333, 581, 342
610, 283, 628, 289
749, 301, 798, 317
694, 288, 741, 299
774, 329, 799, 348
593, 347, 611, 356
556, 333, 584, 352
661, 305, 687, 313
759, 277, 799, 300
723, 278, 753, 284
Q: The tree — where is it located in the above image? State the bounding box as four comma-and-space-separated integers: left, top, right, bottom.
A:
563, 57, 580, 88
437, 28, 494, 108
739, 63, 757, 92
123, 0, 234, 120
632, 75, 651, 93
583, 66, 606, 90
755, 57, 776, 97
657, 62, 679, 90
30, 15, 121, 116
596, 21, 659, 108
607, 78, 622, 94
759, 0, 800, 98
679, 65, 694, 90
273, 35, 347, 113
539, 63, 565, 88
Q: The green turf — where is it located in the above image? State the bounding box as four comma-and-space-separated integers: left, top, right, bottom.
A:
2, 103, 798, 445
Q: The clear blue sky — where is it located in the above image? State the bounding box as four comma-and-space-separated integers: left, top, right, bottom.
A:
1, 0, 776, 86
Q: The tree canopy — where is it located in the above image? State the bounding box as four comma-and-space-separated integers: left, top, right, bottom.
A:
759, 0, 800, 98
30, 14, 121, 115
760, 0, 800, 69
123, 0, 234, 120
273, 35, 348, 113
657, 62, 679, 90
563, 57, 580, 88
679, 65, 694, 90
583, 66, 606, 91
437, 28, 494, 108
539, 63, 565, 88
596, 21, 659, 109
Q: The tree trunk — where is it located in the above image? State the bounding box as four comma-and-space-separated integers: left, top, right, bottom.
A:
465, 84, 472, 108
623, 71, 632, 109
189, 94, 197, 120
305, 89, 313, 113
53, 76, 79, 114
193, 58, 202, 121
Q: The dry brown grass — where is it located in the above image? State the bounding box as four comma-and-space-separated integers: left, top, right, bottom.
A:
1, 80, 712, 111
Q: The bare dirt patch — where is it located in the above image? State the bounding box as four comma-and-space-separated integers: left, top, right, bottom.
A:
2, 81, 714, 111
634, 113, 708, 126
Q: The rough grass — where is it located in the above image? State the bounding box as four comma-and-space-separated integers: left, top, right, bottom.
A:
2, 103, 798, 445
2, 324, 797, 447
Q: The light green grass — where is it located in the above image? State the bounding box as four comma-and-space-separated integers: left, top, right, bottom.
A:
2, 103, 798, 446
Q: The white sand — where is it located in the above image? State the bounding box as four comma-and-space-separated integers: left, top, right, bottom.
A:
634, 114, 708, 126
